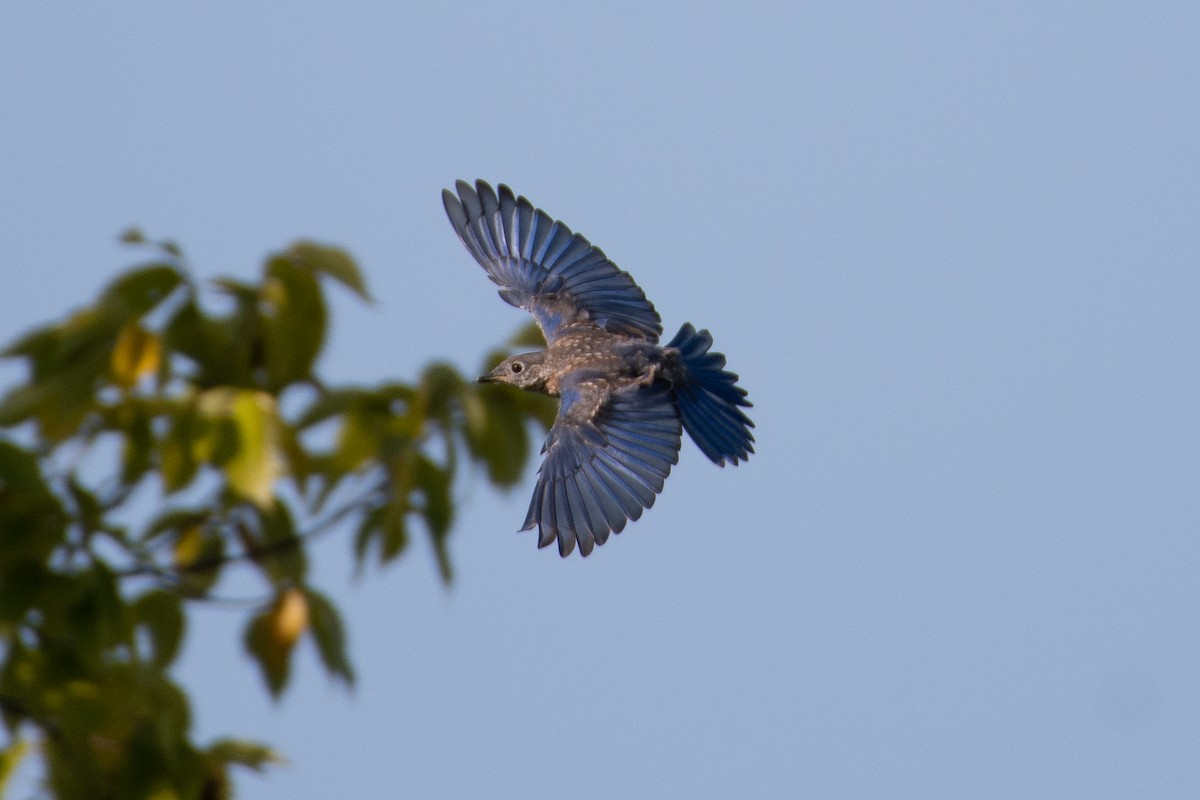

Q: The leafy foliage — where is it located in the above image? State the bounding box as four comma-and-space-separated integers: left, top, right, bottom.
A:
0, 234, 554, 799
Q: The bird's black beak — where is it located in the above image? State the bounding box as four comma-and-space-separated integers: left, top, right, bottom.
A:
478, 362, 507, 383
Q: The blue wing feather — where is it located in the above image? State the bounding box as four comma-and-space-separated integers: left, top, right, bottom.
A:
443, 180, 663, 344
523, 381, 681, 556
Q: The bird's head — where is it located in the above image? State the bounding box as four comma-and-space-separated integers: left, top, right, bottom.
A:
478, 351, 550, 390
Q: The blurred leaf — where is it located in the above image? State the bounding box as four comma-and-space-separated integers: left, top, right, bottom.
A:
276, 420, 311, 491
418, 362, 464, 426
99, 264, 183, 319
244, 588, 315, 699
0, 441, 67, 556
208, 738, 282, 772
353, 505, 385, 566
0, 738, 31, 793
142, 508, 207, 544
120, 403, 156, 486
199, 390, 280, 507
293, 387, 365, 430
164, 293, 261, 390
133, 590, 185, 668
414, 454, 453, 583
262, 256, 326, 391
287, 241, 372, 302
65, 474, 104, 534
271, 588, 308, 651
332, 407, 382, 473
53, 566, 130, 656
173, 526, 224, 596
256, 501, 307, 585
243, 610, 291, 699
119, 228, 146, 244
507, 320, 546, 348
228, 391, 280, 506
163, 298, 232, 388
415, 455, 452, 537
302, 588, 354, 686
0, 382, 48, 428
380, 500, 409, 563
0, 642, 36, 734
1, 322, 58, 360
110, 323, 162, 388
463, 387, 533, 488
0, 367, 98, 441
160, 402, 202, 492
173, 525, 203, 568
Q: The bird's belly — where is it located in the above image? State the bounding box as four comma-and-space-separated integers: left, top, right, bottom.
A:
544, 335, 662, 396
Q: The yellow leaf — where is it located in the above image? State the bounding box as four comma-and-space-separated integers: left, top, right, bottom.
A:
198, 389, 281, 507
244, 594, 306, 698
0, 738, 32, 794
271, 588, 309, 650
173, 524, 203, 568
110, 322, 161, 387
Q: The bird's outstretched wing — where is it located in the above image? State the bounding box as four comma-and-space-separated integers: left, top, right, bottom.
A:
442, 180, 663, 344
524, 376, 682, 556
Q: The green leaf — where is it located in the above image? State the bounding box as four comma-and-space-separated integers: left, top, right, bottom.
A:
175, 528, 225, 596
332, 407, 382, 473
293, 387, 367, 430
507, 320, 547, 348
65, 474, 104, 532
99, 264, 183, 318
55, 566, 130, 656
380, 500, 410, 563
287, 241, 372, 302
1, 322, 58, 359
208, 738, 283, 772
134, 590, 185, 668
163, 298, 235, 388
141, 508, 208, 544
243, 611, 291, 699
0, 366, 99, 441
418, 362, 464, 425
160, 402, 203, 492
463, 387, 532, 488
414, 454, 453, 583
276, 420, 311, 491
352, 505, 382, 565
256, 501, 307, 585
0, 382, 45, 428
0, 442, 67, 559
164, 291, 263, 390
262, 257, 326, 390
352, 494, 411, 569
302, 588, 354, 686
119, 402, 154, 484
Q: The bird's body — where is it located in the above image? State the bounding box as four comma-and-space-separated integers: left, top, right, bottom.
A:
443, 180, 754, 556
486, 325, 666, 398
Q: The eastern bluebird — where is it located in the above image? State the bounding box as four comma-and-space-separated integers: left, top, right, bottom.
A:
443, 180, 754, 556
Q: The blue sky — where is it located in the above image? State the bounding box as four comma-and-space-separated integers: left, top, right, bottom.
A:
2, 2, 1198, 797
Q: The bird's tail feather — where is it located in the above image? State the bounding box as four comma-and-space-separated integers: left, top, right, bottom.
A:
667, 323, 754, 466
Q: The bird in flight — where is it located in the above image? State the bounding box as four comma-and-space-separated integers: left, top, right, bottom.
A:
443, 180, 754, 556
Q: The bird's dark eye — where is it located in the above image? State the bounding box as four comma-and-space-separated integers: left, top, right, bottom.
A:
510, 362, 523, 374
